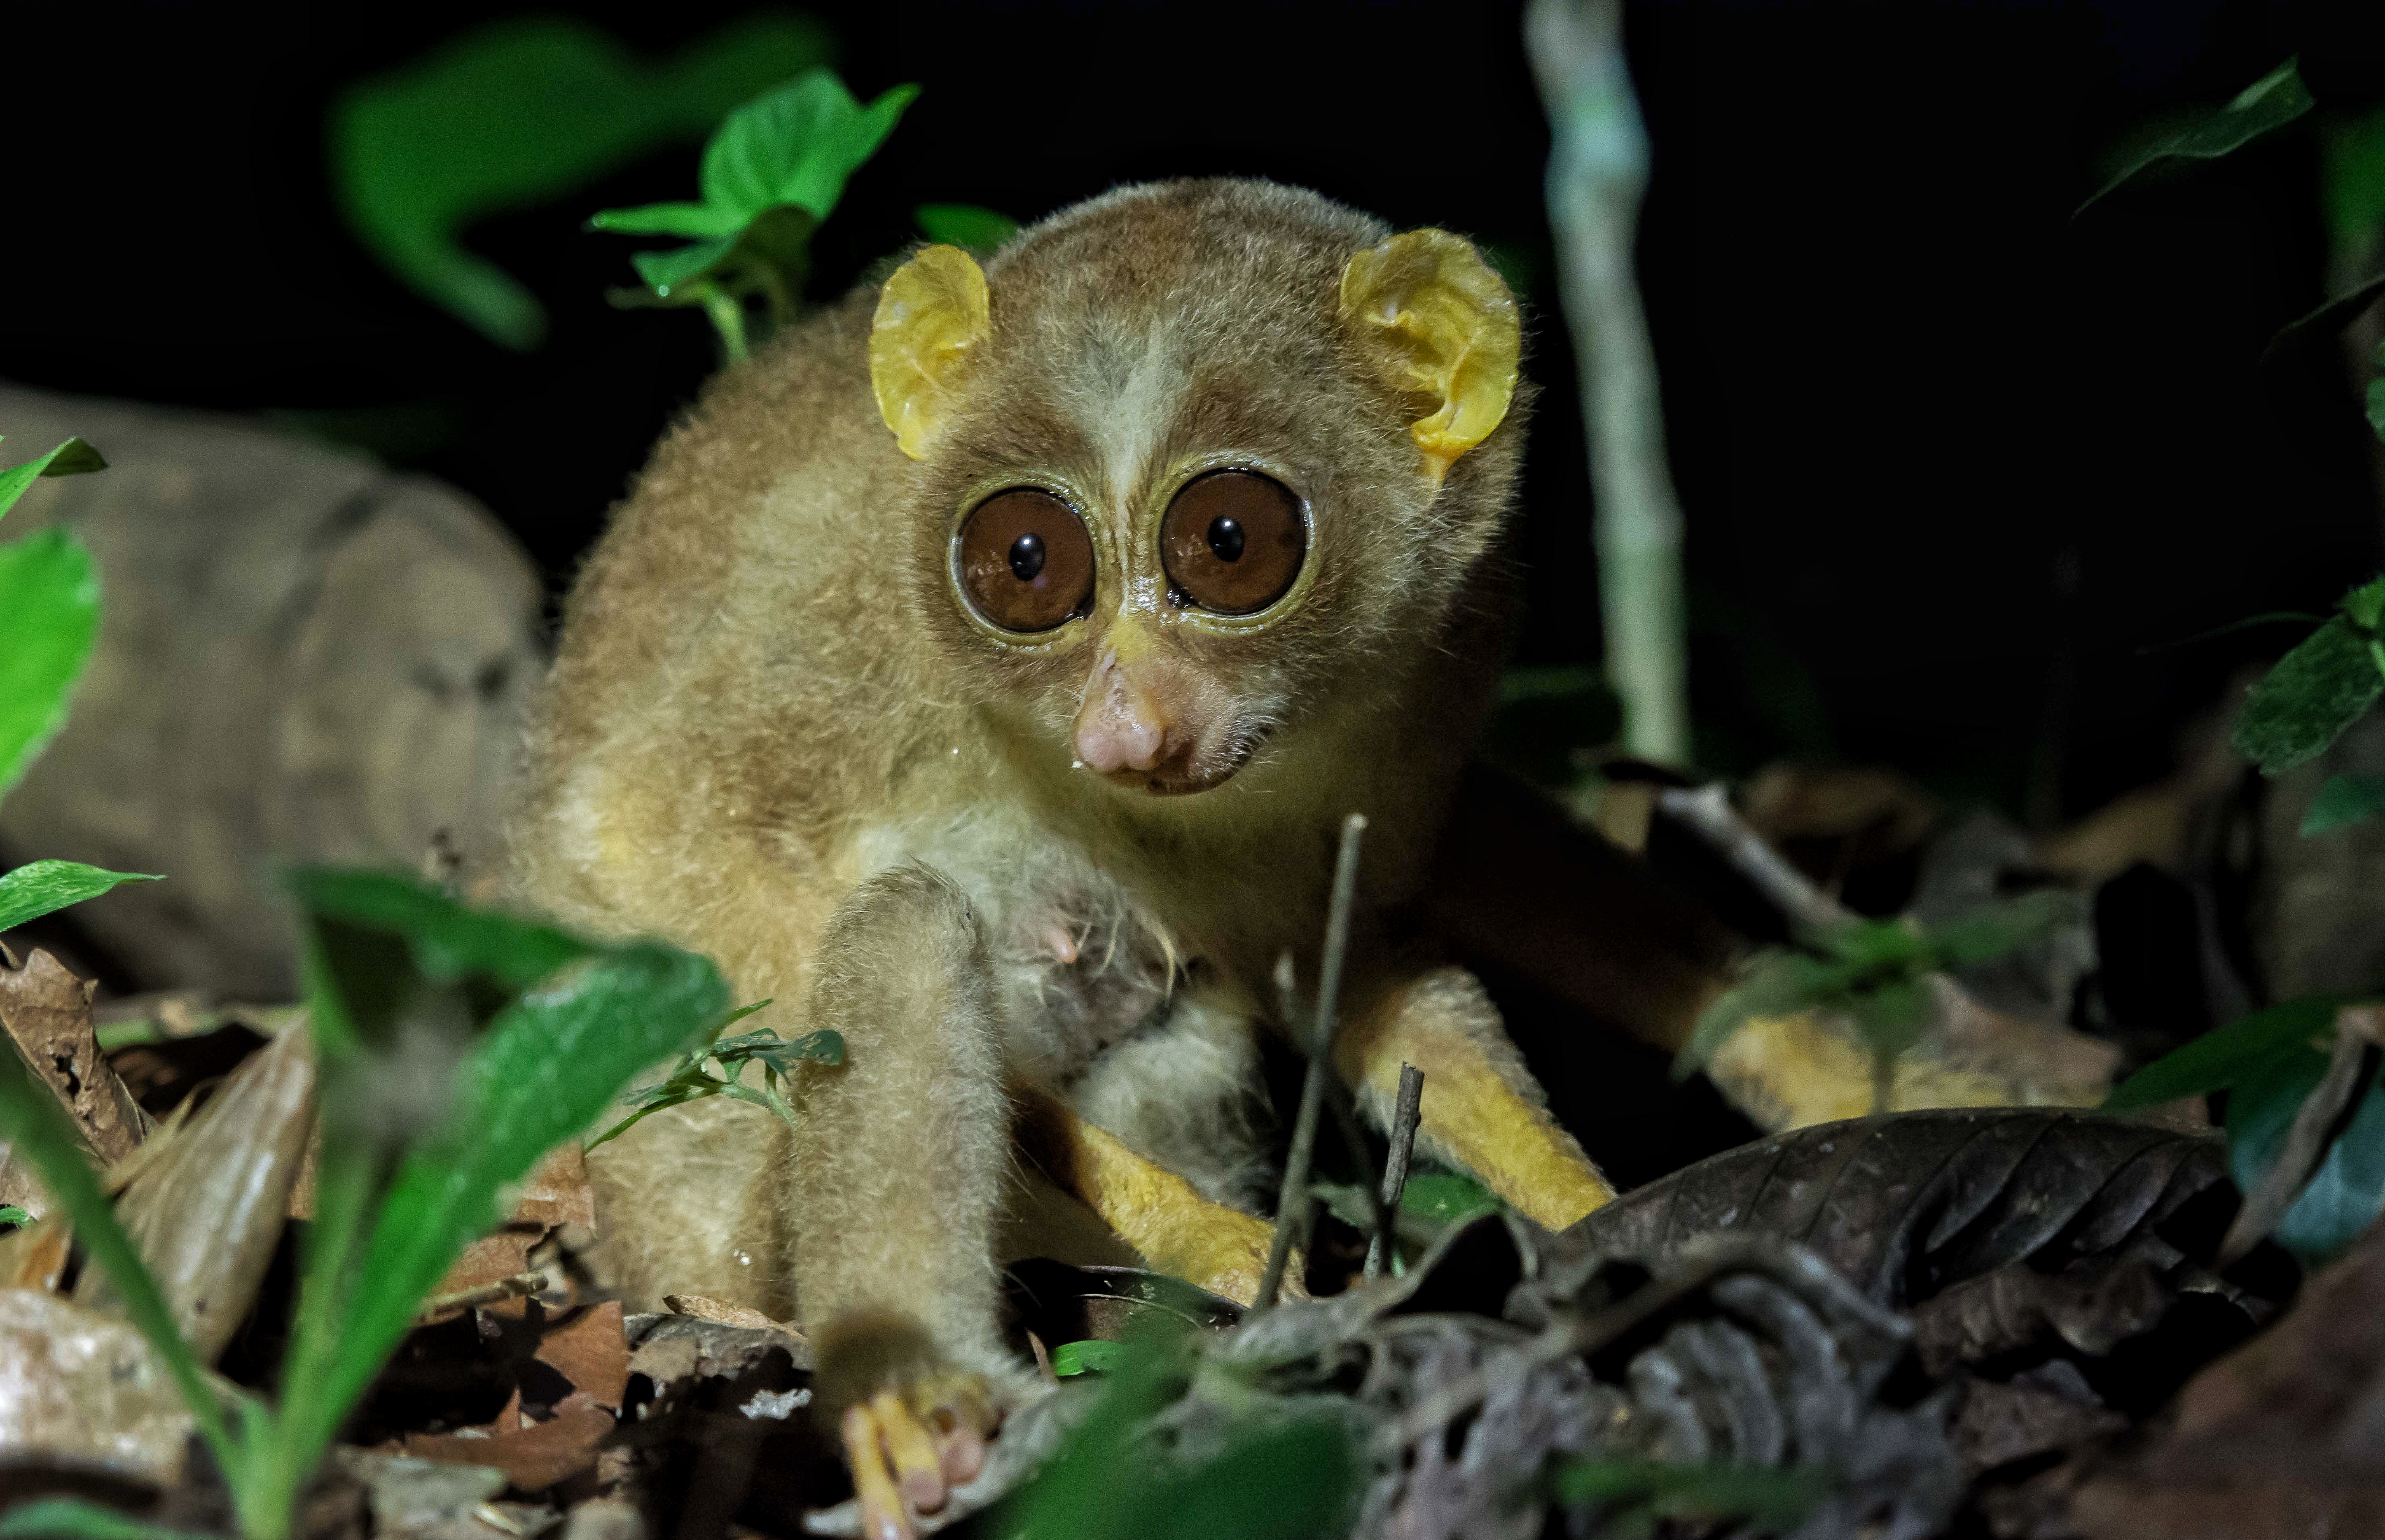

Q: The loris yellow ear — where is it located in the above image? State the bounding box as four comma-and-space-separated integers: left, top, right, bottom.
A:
1338, 230, 1520, 486
870, 244, 991, 459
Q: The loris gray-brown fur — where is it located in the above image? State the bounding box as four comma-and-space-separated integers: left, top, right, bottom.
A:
510, 177, 1616, 1536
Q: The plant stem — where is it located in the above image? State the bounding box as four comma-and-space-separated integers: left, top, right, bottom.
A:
1255, 814, 1367, 1313
1528, 0, 1689, 766
699, 284, 749, 363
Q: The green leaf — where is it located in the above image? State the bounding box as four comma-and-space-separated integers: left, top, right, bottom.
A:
2368, 374, 2385, 446
2105, 993, 2352, 1109
0, 1206, 27, 1230
698, 72, 919, 221
0, 1497, 217, 1540
330, 15, 833, 349
1398, 1171, 1498, 1224
1926, 889, 2076, 968
0, 528, 101, 804
2081, 57, 2315, 213
915, 203, 1020, 250
1549, 1459, 1827, 1528
0, 861, 160, 933
271, 870, 729, 1486
2304, 774, 2385, 835
1674, 948, 1836, 1075
2323, 104, 2385, 264
2232, 617, 2385, 775
0, 437, 106, 524
1051, 1339, 1124, 1377
2345, 576, 2385, 633
0, 1018, 236, 1473
2226, 1043, 2385, 1265
630, 238, 740, 296
587, 201, 745, 239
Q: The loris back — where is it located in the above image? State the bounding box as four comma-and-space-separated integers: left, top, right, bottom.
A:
513, 178, 1615, 1538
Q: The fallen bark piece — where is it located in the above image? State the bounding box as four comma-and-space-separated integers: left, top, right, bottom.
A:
0, 948, 147, 1171
74, 1019, 313, 1362
0, 1286, 194, 1482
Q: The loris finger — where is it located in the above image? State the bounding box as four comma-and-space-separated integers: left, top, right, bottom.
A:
873, 1389, 946, 1509
841, 1403, 916, 1540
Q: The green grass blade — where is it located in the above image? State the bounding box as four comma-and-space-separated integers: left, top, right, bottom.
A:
0, 528, 101, 802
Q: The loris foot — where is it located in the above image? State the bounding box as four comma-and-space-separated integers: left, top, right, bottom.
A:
816, 1311, 1004, 1540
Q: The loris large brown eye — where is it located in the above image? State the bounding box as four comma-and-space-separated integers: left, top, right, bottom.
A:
1160, 470, 1305, 615
956, 488, 1096, 633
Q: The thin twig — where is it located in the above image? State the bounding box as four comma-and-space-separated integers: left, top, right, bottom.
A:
1366, 1064, 1425, 1280
2220, 1003, 2385, 1265
1654, 784, 1854, 934
1281, 967, 1399, 1294
413, 1269, 547, 1325
1255, 814, 1367, 1313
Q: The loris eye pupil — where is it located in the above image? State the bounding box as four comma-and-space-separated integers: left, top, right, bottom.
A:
1206, 517, 1244, 562
1008, 532, 1047, 582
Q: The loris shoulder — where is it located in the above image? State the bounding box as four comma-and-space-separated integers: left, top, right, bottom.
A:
512, 177, 1613, 1539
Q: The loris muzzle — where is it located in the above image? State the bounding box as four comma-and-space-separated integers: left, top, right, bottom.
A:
512, 178, 1614, 1539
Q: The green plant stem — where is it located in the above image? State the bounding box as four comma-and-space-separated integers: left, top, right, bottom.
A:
700, 284, 749, 362
1528, 0, 1689, 764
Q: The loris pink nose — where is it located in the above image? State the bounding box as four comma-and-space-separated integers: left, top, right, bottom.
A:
1072, 648, 1171, 774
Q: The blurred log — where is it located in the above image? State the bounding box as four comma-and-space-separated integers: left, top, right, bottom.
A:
0, 384, 544, 997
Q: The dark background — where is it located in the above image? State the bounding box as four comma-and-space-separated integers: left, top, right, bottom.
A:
6, 0, 2380, 825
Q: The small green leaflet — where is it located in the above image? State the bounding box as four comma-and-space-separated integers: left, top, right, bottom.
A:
2106, 993, 2351, 1109
1051, 1339, 1124, 1377
2304, 774, 2385, 836
0, 436, 105, 522
2233, 615, 2385, 775
591, 69, 918, 301
587, 1002, 843, 1150
2079, 57, 2314, 214
0, 1206, 26, 1230
331, 15, 833, 349
0, 861, 159, 934
2225, 1041, 2385, 1265
914, 203, 1019, 250
0, 529, 101, 804
1399, 1172, 1498, 1224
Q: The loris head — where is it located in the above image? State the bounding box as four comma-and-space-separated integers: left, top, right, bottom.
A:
871, 179, 1526, 798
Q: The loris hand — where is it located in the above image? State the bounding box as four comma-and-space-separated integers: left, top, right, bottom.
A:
816, 1311, 1003, 1540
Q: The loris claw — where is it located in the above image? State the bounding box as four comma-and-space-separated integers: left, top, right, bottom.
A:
514, 179, 1616, 1516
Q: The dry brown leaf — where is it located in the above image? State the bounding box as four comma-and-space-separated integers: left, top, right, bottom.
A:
75, 1022, 314, 1362
399, 1392, 616, 1493
0, 948, 147, 1167
662, 1295, 803, 1338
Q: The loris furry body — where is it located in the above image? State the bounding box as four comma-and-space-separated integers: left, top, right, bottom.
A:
513, 178, 1613, 1533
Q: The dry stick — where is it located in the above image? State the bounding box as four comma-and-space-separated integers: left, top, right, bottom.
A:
1278, 969, 1398, 1291
1528, 0, 1689, 765
412, 1269, 547, 1325
1654, 784, 1854, 934
1365, 1063, 1425, 1280
2220, 1003, 2385, 1266
1254, 814, 1367, 1313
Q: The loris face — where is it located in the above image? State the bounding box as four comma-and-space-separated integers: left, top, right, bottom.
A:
873, 180, 1526, 799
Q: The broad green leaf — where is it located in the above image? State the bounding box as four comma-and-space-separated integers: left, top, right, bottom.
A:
2105, 993, 2352, 1109
915, 203, 1020, 250
1398, 1171, 1498, 1224
2345, 575, 2385, 632
2369, 374, 2385, 446
1051, 1339, 1124, 1377
0, 861, 159, 933
330, 14, 832, 349
0, 1497, 216, 1540
2081, 57, 2315, 213
0, 1024, 235, 1471
2232, 617, 2385, 775
2225, 1043, 2385, 1265
0, 436, 106, 524
588, 201, 745, 239
2304, 774, 2385, 835
278, 874, 727, 1468
2323, 105, 2385, 264
0, 528, 101, 803
0, 1206, 26, 1229
698, 72, 919, 220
